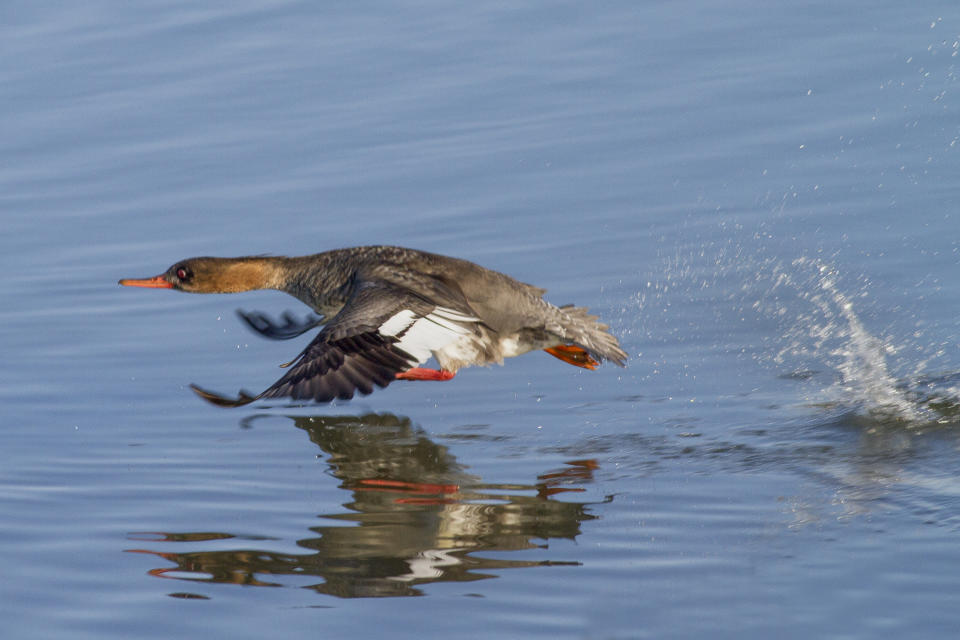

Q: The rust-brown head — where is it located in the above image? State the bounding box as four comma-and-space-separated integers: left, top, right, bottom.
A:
119, 257, 277, 293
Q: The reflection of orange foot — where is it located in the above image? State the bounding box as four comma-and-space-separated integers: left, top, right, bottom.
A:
539, 459, 599, 483
536, 459, 598, 498
355, 478, 459, 504
395, 367, 456, 381
544, 345, 599, 370
355, 478, 459, 494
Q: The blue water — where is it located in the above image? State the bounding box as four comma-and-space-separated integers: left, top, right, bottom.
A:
3, 1, 960, 638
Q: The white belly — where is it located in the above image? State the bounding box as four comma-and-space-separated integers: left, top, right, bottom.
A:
498, 336, 525, 358
434, 335, 487, 372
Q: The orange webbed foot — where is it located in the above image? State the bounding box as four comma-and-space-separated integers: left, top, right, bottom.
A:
544, 345, 600, 370
395, 367, 456, 381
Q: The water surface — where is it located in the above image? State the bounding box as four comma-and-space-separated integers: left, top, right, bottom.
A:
2, 2, 960, 638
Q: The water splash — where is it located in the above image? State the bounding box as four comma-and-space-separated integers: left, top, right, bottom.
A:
621, 240, 960, 427
774, 258, 957, 425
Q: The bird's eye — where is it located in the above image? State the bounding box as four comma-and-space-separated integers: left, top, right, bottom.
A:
176, 267, 190, 280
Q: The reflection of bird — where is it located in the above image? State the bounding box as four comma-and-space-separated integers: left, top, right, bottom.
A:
125, 413, 601, 598
119, 246, 627, 406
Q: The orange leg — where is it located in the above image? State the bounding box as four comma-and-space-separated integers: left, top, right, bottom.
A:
395, 367, 456, 381
543, 344, 599, 370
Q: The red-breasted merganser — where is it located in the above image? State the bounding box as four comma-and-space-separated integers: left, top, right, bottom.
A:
119, 246, 627, 406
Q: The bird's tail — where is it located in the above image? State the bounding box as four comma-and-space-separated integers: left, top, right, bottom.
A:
545, 305, 628, 367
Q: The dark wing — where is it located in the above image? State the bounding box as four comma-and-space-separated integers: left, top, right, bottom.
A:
191, 281, 443, 407
236, 309, 325, 340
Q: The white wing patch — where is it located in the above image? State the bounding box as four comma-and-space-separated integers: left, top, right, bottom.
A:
377, 306, 479, 364
378, 309, 418, 337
